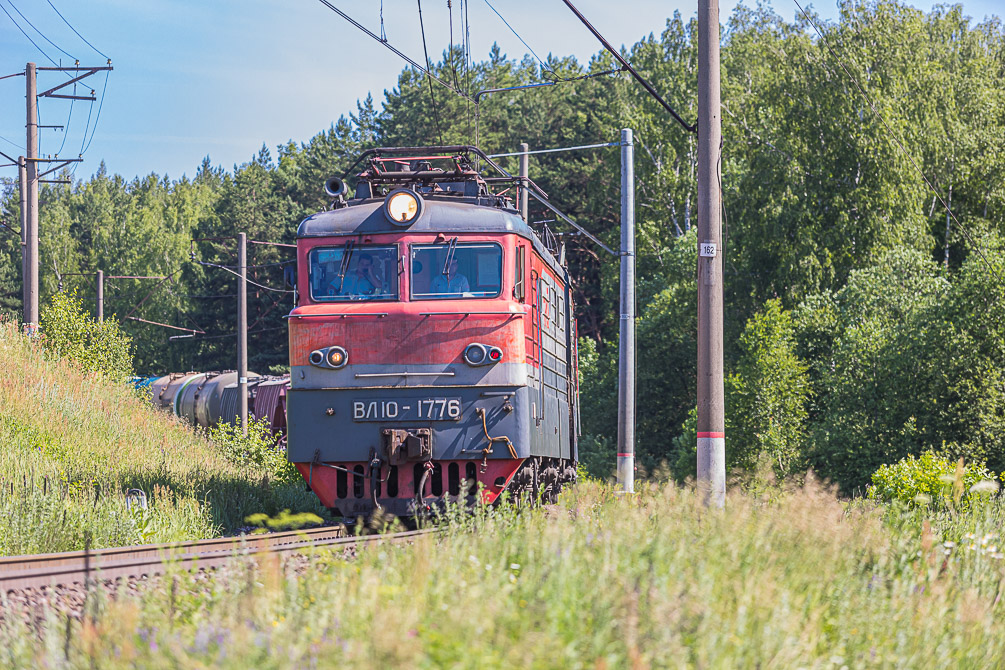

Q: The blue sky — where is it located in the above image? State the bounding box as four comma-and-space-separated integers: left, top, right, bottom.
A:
0, 0, 1001, 183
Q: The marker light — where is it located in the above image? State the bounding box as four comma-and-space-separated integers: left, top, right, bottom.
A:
309, 346, 349, 369
384, 189, 422, 226
327, 346, 348, 369
488, 347, 503, 362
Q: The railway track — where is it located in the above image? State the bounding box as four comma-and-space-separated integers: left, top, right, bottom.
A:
0, 527, 436, 592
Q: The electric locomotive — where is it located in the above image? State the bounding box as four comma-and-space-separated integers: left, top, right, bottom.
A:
285, 146, 579, 517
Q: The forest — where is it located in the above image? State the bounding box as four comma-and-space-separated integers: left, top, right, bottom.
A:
1, 1, 1003, 493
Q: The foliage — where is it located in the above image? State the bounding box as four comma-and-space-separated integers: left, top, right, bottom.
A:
7, 482, 1005, 665
726, 299, 810, 477
802, 244, 1005, 493
38, 290, 134, 381
209, 417, 300, 485
869, 451, 998, 510
0, 0, 1003, 490
0, 320, 325, 555
244, 509, 324, 532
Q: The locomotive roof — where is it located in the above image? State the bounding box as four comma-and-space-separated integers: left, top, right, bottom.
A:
297, 197, 566, 277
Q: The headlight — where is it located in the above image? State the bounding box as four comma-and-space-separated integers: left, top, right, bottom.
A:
384, 189, 422, 225
464, 343, 502, 366
464, 343, 487, 365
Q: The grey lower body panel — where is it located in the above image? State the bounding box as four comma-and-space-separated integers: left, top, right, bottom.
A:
287, 386, 534, 462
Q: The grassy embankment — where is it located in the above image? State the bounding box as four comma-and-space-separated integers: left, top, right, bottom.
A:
0, 321, 325, 555
4, 480, 1005, 667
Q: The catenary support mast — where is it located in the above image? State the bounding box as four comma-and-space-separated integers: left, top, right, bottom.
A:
238, 232, 249, 435
25, 63, 39, 330
696, 0, 726, 506
617, 128, 636, 493
519, 142, 529, 222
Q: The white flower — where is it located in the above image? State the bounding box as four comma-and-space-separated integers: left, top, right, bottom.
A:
969, 480, 999, 494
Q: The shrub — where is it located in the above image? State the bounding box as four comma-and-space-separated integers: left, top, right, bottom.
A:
868, 451, 998, 509
39, 289, 134, 381
209, 417, 299, 484
726, 299, 811, 477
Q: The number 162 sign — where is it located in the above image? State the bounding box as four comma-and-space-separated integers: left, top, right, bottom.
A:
699, 242, 717, 258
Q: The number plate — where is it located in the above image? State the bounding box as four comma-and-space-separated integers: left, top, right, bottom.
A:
352, 398, 462, 422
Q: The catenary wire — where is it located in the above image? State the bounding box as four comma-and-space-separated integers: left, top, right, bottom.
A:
792, 0, 1002, 281
560, 0, 697, 134
5, 0, 76, 61
45, 0, 108, 59
55, 83, 74, 156
481, 0, 555, 79
316, 0, 474, 103
416, 0, 445, 145
194, 260, 295, 294
447, 0, 461, 89
0, 134, 24, 150
174, 326, 286, 342
80, 69, 109, 154
0, 2, 59, 67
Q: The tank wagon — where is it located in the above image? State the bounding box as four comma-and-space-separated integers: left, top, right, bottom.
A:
286, 146, 579, 517
147, 371, 288, 436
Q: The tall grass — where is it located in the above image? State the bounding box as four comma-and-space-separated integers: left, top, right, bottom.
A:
0, 321, 325, 554
4, 480, 1005, 667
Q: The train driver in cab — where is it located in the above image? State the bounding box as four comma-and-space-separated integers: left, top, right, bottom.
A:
431, 257, 469, 295
330, 253, 380, 297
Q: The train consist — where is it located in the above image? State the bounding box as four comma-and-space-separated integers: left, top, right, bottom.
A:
146, 371, 288, 436
150, 145, 580, 518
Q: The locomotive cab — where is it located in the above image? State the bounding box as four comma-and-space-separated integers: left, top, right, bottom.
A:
285, 147, 579, 518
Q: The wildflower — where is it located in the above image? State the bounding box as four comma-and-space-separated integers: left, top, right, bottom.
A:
943, 541, 956, 549
970, 480, 999, 494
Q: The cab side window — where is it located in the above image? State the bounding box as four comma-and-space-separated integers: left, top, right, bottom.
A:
514, 244, 526, 302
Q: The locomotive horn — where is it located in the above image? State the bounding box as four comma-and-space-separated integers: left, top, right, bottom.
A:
324, 176, 348, 198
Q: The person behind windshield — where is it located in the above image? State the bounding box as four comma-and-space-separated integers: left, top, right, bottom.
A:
331, 253, 380, 297
430, 257, 470, 294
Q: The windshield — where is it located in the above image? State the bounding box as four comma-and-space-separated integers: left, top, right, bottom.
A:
309, 245, 398, 301
411, 242, 502, 299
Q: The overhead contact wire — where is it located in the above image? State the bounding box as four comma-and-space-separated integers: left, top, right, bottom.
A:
5, 0, 76, 61
1, 1, 59, 67
316, 0, 474, 103
560, 0, 697, 134
417, 0, 445, 146
481, 0, 556, 79
45, 0, 109, 59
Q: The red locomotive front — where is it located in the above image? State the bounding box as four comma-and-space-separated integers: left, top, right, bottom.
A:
285, 148, 578, 518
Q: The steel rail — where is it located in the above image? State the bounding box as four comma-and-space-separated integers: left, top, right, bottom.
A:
0, 528, 436, 592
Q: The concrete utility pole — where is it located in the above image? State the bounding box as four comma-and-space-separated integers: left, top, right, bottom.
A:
18, 157, 28, 314
519, 142, 530, 222
96, 270, 104, 321
617, 128, 636, 494
696, 0, 726, 506
238, 232, 249, 435
25, 62, 39, 330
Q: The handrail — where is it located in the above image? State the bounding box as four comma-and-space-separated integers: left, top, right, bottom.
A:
284, 312, 388, 319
